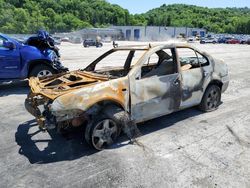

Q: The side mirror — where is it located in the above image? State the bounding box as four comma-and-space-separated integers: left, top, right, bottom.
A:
3, 41, 15, 50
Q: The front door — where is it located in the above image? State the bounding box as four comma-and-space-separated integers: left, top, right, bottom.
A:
0, 37, 20, 79
129, 48, 181, 123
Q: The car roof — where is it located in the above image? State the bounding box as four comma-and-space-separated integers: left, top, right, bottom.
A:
114, 43, 193, 51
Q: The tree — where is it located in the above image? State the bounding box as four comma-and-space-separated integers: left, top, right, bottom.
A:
1, 2, 250, 34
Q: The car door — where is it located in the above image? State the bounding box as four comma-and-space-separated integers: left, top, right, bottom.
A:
177, 47, 205, 108
0, 36, 21, 79
129, 48, 182, 123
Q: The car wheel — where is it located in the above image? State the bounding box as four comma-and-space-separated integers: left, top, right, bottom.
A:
29, 64, 56, 78
199, 85, 221, 112
85, 106, 123, 150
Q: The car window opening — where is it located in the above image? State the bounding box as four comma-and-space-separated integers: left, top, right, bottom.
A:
142, 49, 177, 78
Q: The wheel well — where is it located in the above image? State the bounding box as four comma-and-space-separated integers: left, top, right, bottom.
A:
28, 60, 52, 76
86, 100, 125, 115
96, 100, 124, 111
208, 80, 223, 90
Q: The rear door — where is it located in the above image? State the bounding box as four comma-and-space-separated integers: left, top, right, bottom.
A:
0, 36, 21, 79
177, 47, 205, 108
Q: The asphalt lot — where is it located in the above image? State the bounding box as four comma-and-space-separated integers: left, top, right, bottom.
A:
0, 42, 250, 188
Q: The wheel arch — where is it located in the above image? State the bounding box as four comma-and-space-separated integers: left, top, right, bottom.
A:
86, 99, 125, 115
84, 99, 125, 146
198, 79, 223, 104
28, 59, 54, 76
207, 79, 223, 91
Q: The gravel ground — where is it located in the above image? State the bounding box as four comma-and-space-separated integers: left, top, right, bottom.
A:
0, 42, 250, 188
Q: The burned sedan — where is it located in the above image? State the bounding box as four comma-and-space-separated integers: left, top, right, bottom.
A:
25, 44, 229, 150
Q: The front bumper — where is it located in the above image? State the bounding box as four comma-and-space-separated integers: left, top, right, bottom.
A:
25, 93, 87, 129
25, 94, 56, 129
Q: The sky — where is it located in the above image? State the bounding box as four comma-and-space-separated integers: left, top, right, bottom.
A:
108, 0, 250, 14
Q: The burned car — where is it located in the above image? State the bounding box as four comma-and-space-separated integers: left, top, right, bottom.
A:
25, 43, 229, 150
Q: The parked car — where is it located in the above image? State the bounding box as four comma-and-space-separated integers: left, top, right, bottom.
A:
226, 38, 240, 44
218, 37, 232, 43
246, 38, 250, 45
187, 37, 196, 43
0, 33, 67, 82
25, 43, 229, 150
200, 37, 217, 44
83, 39, 103, 47
61, 37, 70, 42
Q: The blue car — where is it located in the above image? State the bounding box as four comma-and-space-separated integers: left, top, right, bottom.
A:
0, 33, 67, 82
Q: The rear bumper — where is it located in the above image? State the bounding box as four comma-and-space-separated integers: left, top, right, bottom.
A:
221, 75, 230, 93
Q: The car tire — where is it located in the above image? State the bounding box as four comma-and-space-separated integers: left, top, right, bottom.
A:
29, 64, 56, 78
199, 85, 221, 112
85, 105, 123, 150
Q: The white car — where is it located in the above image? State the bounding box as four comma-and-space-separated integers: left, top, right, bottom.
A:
25, 43, 229, 150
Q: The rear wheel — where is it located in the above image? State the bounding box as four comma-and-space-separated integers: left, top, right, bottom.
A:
199, 85, 221, 112
29, 64, 56, 78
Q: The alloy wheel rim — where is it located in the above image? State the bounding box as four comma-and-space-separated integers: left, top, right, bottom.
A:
92, 119, 118, 150
37, 70, 53, 78
207, 89, 219, 109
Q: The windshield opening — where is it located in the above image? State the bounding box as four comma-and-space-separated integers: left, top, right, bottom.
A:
85, 49, 147, 79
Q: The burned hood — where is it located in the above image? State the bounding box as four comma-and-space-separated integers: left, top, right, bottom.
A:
29, 70, 109, 100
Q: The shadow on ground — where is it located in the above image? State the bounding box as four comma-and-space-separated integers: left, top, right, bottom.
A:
0, 80, 29, 97
15, 108, 203, 164
15, 120, 97, 164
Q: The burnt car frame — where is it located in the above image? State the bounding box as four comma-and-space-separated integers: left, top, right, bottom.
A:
25, 43, 229, 150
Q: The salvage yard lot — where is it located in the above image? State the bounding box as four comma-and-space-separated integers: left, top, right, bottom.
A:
0, 42, 250, 187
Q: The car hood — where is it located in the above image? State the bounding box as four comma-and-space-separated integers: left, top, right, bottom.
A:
29, 70, 109, 100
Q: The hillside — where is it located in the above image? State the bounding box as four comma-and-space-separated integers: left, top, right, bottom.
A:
0, 0, 145, 34
0, 1, 249, 34
143, 4, 250, 34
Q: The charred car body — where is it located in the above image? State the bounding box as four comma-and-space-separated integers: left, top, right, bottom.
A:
25, 43, 229, 150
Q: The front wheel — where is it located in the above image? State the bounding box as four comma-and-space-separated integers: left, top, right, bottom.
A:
199, 85, 221, 112
85, 106, 123, 150
90, 119, 120, 150
29, 64, 56, 78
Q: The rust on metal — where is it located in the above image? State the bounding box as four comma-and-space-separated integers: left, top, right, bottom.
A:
26, 43, 229, 132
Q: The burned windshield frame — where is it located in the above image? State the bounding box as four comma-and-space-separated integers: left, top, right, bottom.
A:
84, 49, 147, 72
